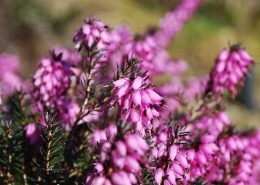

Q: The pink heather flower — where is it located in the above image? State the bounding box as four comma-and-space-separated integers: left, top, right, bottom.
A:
86, 132, 148, 185
81, 110, 101, 123
154, 0, 203, 47
184, 76, 209, 101
0, 53, 27, 96
190, 111, 230, 136
0, 53, 20, 72
108, 25, 134, 66
150, 123, 191, 184
155, 168, 164, 184
189, 132, 220, 181
249, 159, 260, 185
90, 130, 108, 146
133, 36, 160, 73
112, 76, 163, 130
24, 123, 41, 145
108, 27, 187, 77
187, 114, 260, 184
53, 46, 82, 65
0, 93, 2, 106
152, 146, 191, 184
89, 124, 118, 146
209, 45, 254, 97
133, 36, 181, 75
165, 59, 188, 75
222, 132, 260, 184
33, 55, 73, 108
57, 99, 80, 131
73, 18, 110, 51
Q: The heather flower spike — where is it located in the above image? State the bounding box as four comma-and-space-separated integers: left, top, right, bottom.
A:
33, 54, 73, 109
209, 44, 254, 97
112, 74, 164, 131
0, 53, 27, 97
73, 18, 110, 51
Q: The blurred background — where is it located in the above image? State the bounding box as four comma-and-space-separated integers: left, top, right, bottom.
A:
0, 0, 259, 128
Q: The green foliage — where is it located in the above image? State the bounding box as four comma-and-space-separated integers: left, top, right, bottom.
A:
190, 178, 207, 185
142, 167, 156, 185
0, 120, 24, 184
7, 92, 31, 126
64, 123, 92, 184
36, 114, 65, 184
0, 93, 94, 185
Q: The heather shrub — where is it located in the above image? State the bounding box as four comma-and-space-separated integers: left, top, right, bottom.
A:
0, 0, 259, 184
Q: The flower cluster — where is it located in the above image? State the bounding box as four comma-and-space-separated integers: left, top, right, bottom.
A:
73, 18, 110, 52
190, 111, 230, 136
87, 130, 148, 185
57, 100, 80, 130
154, 0, 203, 47
209, 45, 254, 97
153, 148, 192, 185
108, 25, 134, 66
150, 123, 192, 185
33, 54, 73, 109
188, 114, 260, 185
0, 53, 27, 97
112, 75, 163, 131
53, 46, 82, 65
183, 76, 209, 101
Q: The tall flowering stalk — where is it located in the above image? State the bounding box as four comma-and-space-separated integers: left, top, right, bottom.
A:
208, 44, 254, 97
154, 0, 203, 48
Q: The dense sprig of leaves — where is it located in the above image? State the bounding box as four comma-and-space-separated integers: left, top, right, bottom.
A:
0, 120, 24, 184
64, 123, 93, 184
36, 114, 65, 184
7, 92, 31, 126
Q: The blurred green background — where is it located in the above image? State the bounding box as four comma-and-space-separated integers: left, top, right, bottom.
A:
0, 0, 259, 128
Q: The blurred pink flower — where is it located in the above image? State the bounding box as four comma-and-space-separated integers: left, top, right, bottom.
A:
209, 46, 254, 97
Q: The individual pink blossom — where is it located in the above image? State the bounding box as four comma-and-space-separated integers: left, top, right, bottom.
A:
89, 124, 118, 146
53, 46, 82, 65
209, 45, 254, 97
57, 99, 80, 130
24, 123, 41, 146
